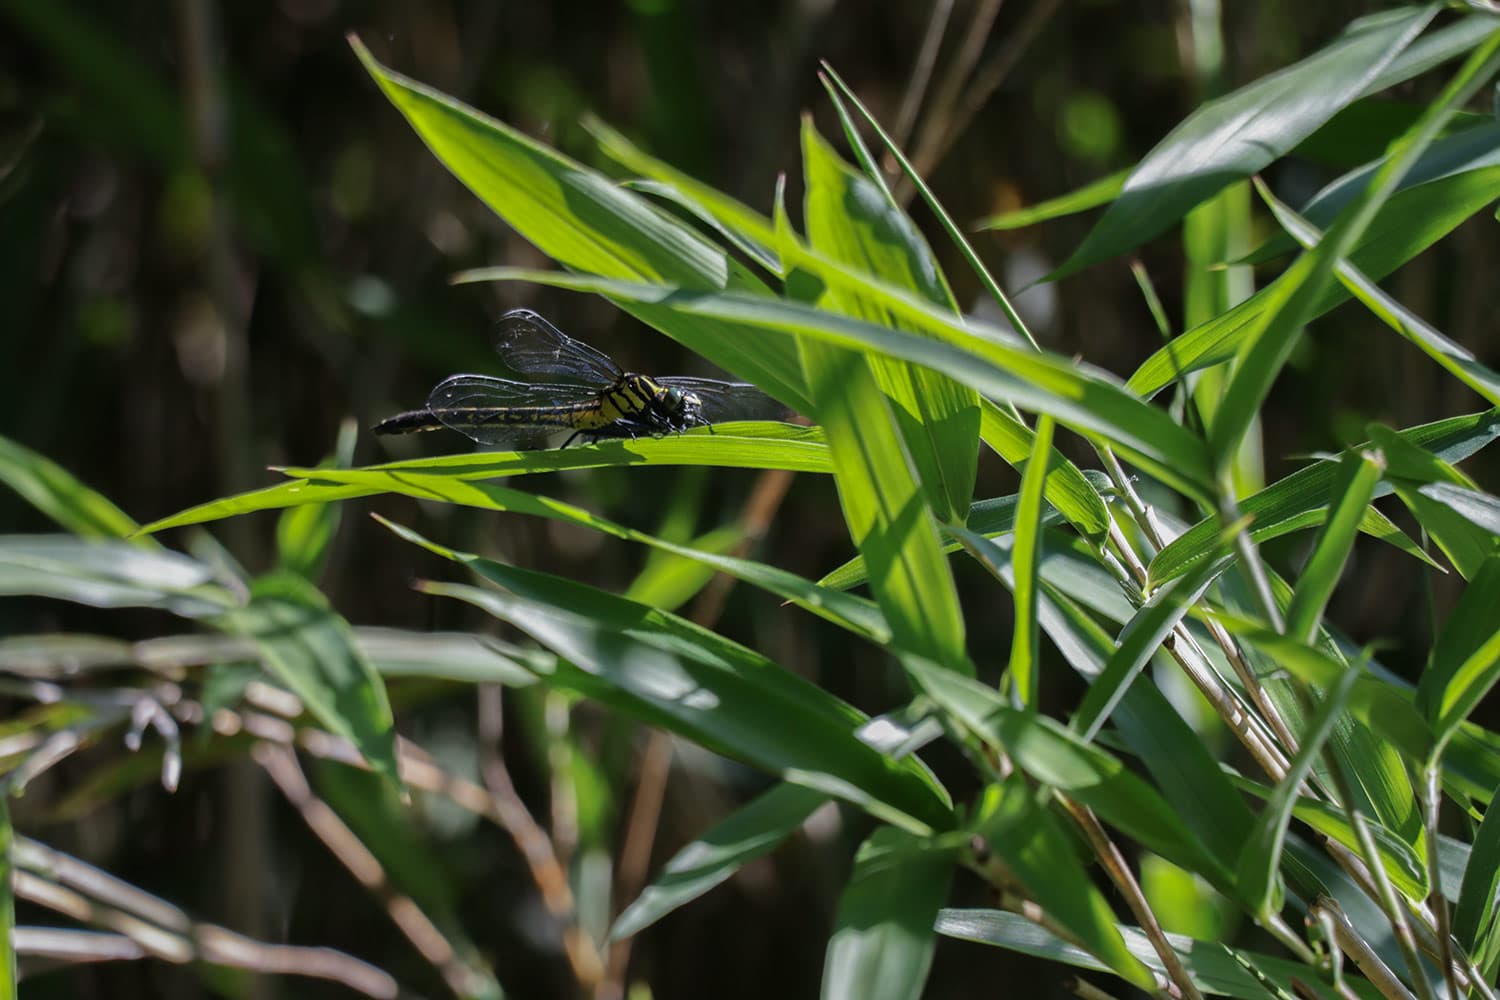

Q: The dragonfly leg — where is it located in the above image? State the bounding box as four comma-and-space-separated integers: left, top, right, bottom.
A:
560, 429, 586, 448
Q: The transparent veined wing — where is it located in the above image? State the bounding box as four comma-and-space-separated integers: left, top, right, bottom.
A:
656, 377, 795, 424
424, 374, 604, 448
491, 309, 622, 387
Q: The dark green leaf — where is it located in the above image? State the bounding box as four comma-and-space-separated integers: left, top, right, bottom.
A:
820, 827, 954, 1000
1419, 554, 1500, 751
1128, 167, 1500, 400
216, 570, 399, 785
386, 521, 953, 832
1284, 450, 1385, 642
1455, 778, 1500, 956
935, 908, 1362, 1000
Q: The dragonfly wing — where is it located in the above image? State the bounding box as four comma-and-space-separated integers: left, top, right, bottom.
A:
492, 309, 622, 386
657, 377, 795, 424
425, 374, 600, 449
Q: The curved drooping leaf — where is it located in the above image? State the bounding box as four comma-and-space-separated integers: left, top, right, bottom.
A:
935, 908, 1356, 1000
0, 536, 238, 618
1053, 6, 1436, 278
383, 520, 954, 833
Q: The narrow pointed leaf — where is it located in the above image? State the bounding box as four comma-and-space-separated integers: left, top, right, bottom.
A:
974, 775, 1158, 992
612, 783, 826, 940
801, 120, 978, 524
1216, 41, 1500, 464
1419, 554, 1500, 752
1009, 416, 1054, 707
1370, 423, 1500, 579
1074, 542, 1232, 743
1236, 659, 1361, 918
974, 170, 1129, 231
1127, 165, 1500, 399
907, 658, 1233, 890
1285, 450, 1385, 643
1455, 777, 1500, 954
1260, 174, 1500, 408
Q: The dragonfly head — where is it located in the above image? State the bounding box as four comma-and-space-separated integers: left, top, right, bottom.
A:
660, 385, 705, 423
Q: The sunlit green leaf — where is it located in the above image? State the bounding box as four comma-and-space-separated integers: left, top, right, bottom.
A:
821, 826, 954, 1000
138, 425, 830, 535
1150, 408, 1500, 586
1054, 6, 1436, 277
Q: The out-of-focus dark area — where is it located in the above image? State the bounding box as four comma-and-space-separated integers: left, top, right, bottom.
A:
3, 1, 1497, 997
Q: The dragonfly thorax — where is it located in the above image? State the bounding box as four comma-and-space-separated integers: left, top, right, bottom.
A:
610, 374, 706, 432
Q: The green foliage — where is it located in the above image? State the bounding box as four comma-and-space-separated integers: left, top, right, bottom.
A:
8, 8, 1500, 1000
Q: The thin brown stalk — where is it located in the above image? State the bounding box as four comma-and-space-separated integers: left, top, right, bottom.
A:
253, 743, 488, 998
475, 685, 605, 990
900, 0, 1063, 204
1061, 798, 1204, 1000
13, 840, 397, 997
883, 0, 955, 173
898, 0, 1004, 205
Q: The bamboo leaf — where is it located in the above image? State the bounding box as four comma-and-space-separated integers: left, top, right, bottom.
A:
216, 570, 399, 785
1054, 6, 1436, 277
821, 827, 954, 1000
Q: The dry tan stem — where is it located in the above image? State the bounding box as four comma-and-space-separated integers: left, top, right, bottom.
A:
253, 743, 485, 998
1061, 798, 1203, 1000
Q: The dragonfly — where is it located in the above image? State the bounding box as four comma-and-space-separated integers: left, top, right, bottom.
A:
373, 309, 791, 449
